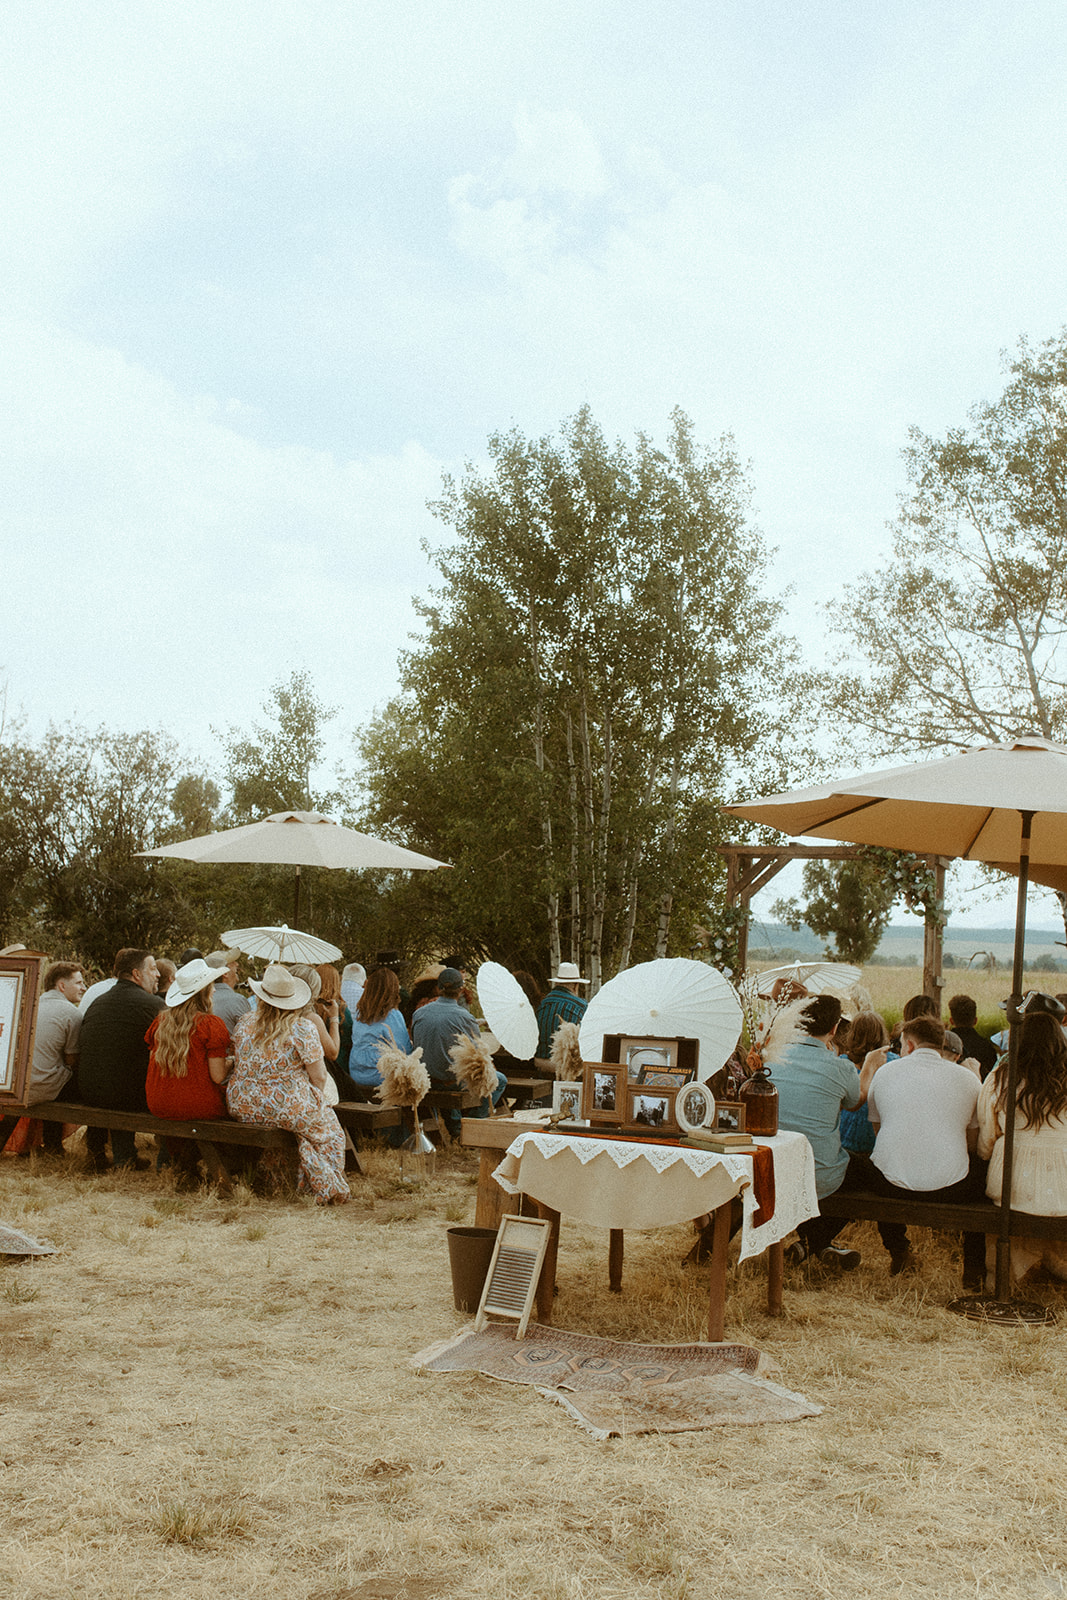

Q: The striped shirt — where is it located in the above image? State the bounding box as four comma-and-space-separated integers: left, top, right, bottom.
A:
536, 986, 588, 1058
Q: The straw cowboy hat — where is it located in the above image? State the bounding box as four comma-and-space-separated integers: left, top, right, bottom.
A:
248, 963, 312, 1011
554, 962, 590, 985
166, 958, 223, 1008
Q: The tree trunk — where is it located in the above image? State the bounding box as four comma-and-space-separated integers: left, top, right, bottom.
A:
654, 749, 682, 958
566, 711, 581, 963
527, 595, 560, 972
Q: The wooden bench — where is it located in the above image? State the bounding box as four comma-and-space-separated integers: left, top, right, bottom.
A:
819, 1189, 1067, 1283
0, 1100, 297, 1195
501, 1075, 553, 1108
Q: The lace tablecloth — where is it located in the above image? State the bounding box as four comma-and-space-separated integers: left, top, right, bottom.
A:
493, 1131, 818, 1261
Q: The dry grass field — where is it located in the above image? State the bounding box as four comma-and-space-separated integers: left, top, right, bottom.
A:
756, 964, 1067, 1035
2, 1133, 1067, 1600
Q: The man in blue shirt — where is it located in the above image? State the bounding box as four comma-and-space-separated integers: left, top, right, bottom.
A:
536, 963, 590, 1058
413, 967, 507, 1132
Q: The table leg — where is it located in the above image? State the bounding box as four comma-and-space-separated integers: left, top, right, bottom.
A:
706, 1201, 731, 1343
608, 1229, 624, 1292
767, 1240, 784, 1316
474, 1149, 523, 1229
532, 1200, 560, 1326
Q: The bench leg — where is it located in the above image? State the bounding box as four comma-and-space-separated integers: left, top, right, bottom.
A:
341, 1126, 365, 1176
195, 1140, 233, 1197
0, 1114, 20, 1153
608, 1229, 624, 1292
706, 1202, 731, 1343
767, 1240, 784, 1316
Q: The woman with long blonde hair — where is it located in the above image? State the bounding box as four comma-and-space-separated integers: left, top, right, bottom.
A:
145, 959, 232, 1183
227, 963, 349, 1205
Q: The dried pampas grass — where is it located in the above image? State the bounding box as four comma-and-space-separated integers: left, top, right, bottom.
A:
759, 997, 812, 1066
375, 1043, 430, 1109
549, 1020, 583, 1080
448, 1034, 500, 1101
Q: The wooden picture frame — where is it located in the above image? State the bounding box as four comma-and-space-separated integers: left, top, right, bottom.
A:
0, 953, 43, 1104
552, 1080, 584, 1123
627, 1085, 680, 1135
676, 1080, 716, 1134
618, 1036, 679, 1082
714, 1100, 747, 1134
636, 1064, 693, 1089
602, 1034, 700, 1081
582, 1063, 626, 1124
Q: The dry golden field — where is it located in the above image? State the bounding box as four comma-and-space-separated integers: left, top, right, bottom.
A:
2, 1136, 1066, 1600
755, 964, 1067, 1035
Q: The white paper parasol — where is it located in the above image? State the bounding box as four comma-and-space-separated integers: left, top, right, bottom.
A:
755, 960, 861, 997
579, 958, 742, 1083
475, 962, 538, 1059
221, 924, 342, 963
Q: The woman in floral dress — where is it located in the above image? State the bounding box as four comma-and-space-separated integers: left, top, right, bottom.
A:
227, 963, 349, 1205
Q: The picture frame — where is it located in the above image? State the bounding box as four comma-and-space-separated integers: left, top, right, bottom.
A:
618, 1036, 679, 1082
636, 1064, 693, 1089
552, 1080, 584, 1123
582, 1063, 626, 1124
676, 1080, 716, 1135
0, 953, 44, 1104
714, 1100, 747, 1135
627, 1085, 680, 1134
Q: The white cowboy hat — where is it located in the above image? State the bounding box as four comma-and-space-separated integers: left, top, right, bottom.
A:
248, 962, 312, 1011
554, 961, 590, 985
166, 959, 221, 1008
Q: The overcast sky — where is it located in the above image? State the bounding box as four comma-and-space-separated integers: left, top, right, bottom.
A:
4, 0, 1066, 925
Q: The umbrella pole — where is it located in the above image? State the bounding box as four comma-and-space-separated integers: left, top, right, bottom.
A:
994, 810, 1032, 1302
294, 866, 301, 926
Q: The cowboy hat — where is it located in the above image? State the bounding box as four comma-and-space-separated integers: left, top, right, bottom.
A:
166, 958, 222, 1008
248, 962, 312, 1011
554, 961, 589, 985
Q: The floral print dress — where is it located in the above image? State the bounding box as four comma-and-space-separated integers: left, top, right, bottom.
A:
227, 1015, 348, 1203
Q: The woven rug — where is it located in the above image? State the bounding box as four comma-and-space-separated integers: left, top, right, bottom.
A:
412, 1323, 821, 1438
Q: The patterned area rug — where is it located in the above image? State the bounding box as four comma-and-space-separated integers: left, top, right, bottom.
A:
412, 1323, 821, 1438
0, 1223, 56, 1256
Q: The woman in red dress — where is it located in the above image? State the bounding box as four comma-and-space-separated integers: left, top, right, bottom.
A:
145, 959, 232, 1184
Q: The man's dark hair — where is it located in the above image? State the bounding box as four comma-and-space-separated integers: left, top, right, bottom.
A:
948, 993, 978, 1027
179, 948, 203, 966
114, 948, 152, 980
901, 1015, 946, 1051
799, 994, 842, 1037
43, 962, 83, 992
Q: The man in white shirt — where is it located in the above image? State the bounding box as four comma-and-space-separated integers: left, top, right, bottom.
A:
866, 1014, 985, 1287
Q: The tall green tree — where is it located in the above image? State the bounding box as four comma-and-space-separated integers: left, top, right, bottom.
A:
362, 407, 794, 982
219, 671, 343, 823
825, 331, 1067, 753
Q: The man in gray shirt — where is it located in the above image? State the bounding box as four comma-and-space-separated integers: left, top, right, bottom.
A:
29, 963, 86, 1150
205, 949, 250, 1033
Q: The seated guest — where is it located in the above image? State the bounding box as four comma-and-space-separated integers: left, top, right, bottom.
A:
314, 964, 350, 1091
155, 959, 177, 997
866, 1015, 985, 1286
227, 964, 348, 1205
771, 994, 866, 1269
403, 976, 439, 1032
978, 997, 1067, 1283
838, 1011, 893, 1158
347, 966, 412, 1099
205, 949, 251, 1032
78, 949, 163, 1170
888, 992, 938, 1051
414, 966, 507, 1133
288, 964, 340, 1072
947, 994, 999, 1080
535, 963, 589, 1059
25, 962, 86, 1153
145, 959, 232, 1185
340, 962, 366, 1018
942, 1031, 981, 1078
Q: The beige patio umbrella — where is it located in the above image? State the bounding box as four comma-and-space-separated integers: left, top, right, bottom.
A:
137, 810, 449, 923
726, 735, 1067, 1307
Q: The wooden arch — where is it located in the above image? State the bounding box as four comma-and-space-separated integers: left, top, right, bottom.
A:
717, 844, 947, 1002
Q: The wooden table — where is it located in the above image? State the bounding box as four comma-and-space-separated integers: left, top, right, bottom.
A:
460, 1119, 816, 1340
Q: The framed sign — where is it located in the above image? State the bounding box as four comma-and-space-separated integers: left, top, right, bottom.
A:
618, 1036, 679, 1082
0, 953, 44, 1104
552, 1080, 584, 1123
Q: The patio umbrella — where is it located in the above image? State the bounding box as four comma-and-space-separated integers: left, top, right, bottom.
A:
475, 963, 539, 1060
578, 958, 742, 1084
726, 734, 1067, 1305
220, 925, 342, 964
756, 961, 861, 998
138, 810, 449, 922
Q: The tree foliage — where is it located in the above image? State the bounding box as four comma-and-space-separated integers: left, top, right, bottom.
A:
361, 406, 795, 981
825, 331, 1067, 753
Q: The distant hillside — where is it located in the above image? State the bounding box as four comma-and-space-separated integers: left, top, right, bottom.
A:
748, 920, 1066, 967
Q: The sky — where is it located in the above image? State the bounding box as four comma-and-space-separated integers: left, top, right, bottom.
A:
4, 0, 1067, 927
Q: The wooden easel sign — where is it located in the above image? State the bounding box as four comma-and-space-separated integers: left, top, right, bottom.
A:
0, 952, 43, 1104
